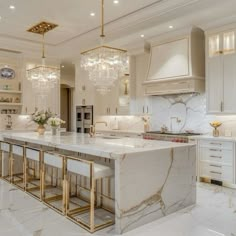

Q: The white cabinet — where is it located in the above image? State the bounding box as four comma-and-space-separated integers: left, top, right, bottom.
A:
95, 79, 125, 116
22, 73, 37, 114
198, 139, 235, 185
22, 77, 59, 115
132, 53, 152, 115
207, 30, 236, 114
75, 64, 95, 107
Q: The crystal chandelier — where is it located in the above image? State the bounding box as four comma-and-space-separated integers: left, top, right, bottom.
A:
81, 0, 129, 95
27, 22, 60, 92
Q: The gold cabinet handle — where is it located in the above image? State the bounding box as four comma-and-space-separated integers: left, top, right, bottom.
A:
209, 149, 222, 152
210, 143, 222, 146
220, 102, 224, 112
210, 164, 222, 168
210, 155, 222, 158
210, 171, 222, 175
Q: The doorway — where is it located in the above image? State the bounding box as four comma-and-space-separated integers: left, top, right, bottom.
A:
60, 85, 72, 131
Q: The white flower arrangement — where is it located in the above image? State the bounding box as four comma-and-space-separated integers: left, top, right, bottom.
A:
32, 110, 52, 125
48, 117, 65, 127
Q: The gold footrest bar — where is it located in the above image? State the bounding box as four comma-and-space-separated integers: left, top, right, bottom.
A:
26, 186, 40, 191
67, 206, 90, 215
45, 195, 63, 203
67, 216, 114, 233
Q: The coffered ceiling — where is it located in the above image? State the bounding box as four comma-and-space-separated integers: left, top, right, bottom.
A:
1, 0, 236, 61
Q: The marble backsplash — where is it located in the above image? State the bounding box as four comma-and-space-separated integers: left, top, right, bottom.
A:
151, 93, 236, 136
95, 115, 146, 132
96, 93, 236, 137
0, 115, 35, 131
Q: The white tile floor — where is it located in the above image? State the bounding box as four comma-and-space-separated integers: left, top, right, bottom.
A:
0, 180, 235, 236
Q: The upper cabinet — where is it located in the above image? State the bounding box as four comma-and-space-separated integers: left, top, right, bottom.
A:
143, 27, 205, 96
207, 29, 236, 114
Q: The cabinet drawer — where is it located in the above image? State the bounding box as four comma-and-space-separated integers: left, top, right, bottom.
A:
200, 147, 233, 165
200, 162, 233, 183
199, 140, 233, 150
1, 142, 10, 152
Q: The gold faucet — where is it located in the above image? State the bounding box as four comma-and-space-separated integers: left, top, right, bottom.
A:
89, 121, 108, 137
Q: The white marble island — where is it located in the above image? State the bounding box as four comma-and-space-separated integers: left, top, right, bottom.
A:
0, 132, 196, 234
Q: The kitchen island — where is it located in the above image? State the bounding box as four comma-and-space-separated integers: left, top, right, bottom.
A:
0, 132, 196, 234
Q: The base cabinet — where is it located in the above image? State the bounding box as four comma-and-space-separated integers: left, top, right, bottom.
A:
198, 139, 235, 186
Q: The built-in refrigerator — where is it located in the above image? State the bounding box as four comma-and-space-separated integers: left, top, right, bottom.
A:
76, 105, 93, 133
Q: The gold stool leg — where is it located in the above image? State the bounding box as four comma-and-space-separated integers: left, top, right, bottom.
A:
41, 162, 45, 201
90, 164, 95, 233
0, 150, 2, 178
9, 152, 13, 183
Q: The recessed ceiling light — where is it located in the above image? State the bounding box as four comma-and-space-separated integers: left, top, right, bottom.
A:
90, 12, 95, 16
169, 25, 174, 29
140, 34, 145, 38
113, 0, 119, 4
9, 5, 15, 9
61, 65, 65, 68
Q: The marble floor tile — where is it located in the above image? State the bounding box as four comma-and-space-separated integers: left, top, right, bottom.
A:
0, 180, 235, 236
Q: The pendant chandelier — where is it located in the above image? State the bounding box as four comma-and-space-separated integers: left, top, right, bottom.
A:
27, 22, 60, 92
81, 0, 129, 95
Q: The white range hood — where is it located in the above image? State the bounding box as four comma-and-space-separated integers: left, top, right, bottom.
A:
143, 27, 205, 96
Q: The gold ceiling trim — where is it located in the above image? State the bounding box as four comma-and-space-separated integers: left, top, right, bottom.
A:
81, 45, 127, 55
27, 21, 58, 35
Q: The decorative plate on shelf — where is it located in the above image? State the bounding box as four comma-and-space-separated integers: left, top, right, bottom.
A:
0, 67, 15, 79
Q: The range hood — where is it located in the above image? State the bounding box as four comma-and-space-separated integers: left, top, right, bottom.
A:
143, 27, 205, 96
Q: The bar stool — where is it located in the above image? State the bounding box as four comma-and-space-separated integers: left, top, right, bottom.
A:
42, 151, 66, 214
0, 141, 12, 183
25, 147, 42, 200
66, 156, 115, 233
11, 144, 25, 189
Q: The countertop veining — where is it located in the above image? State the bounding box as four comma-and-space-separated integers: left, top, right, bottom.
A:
0, 131, 194, 159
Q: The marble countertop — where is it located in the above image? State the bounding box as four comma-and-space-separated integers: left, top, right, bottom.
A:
0, 132, 194, 159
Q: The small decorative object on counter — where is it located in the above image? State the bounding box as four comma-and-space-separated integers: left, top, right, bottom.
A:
142, 116, 150, 133
32, 110, 52, 135
47, 117, 65, 135
210, 121, 222, 137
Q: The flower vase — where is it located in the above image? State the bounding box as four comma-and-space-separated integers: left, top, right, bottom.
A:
37, 125, 45, 135
213, 127, 219, 137
52, 127, 57, 136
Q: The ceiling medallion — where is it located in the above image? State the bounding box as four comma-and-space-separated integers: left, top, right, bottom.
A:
27, 22, 60, 92
27, 21, 58, 35
80, 0, 129, 95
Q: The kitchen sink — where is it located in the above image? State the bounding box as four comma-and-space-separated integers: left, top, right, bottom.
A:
99, 136, 121, 140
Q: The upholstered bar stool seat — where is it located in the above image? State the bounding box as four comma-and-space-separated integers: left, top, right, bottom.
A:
25, 147, 42, 200
66, 157, 115, 233
42, 151, 65, 214
11, 144, 25, 189
0, 142, 12, 182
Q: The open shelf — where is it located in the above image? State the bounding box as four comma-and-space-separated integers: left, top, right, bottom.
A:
0, 103, 22, 106
0, 90, 22, 94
